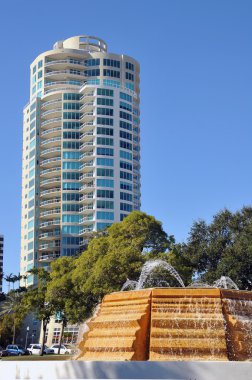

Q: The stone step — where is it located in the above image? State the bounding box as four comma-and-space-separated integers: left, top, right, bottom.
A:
150, 337, 227, 350
151, 327, 226, 338
152, 307, 223, 313
87, 327, 138, 338
103, 299, 149, 307
151, 311, 223, 321
149, 351, 228, 361
90, 319, 143, 329
152, 297, 221, 304
152, 318, 225, 329
83, 337, 136, 349
79, 351, 134, 361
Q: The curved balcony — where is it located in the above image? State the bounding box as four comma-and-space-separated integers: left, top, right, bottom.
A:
41, 98, 61, 110
41, 127, 62, 138
41, 117, 62, 129
79, 89, 95, 101
79, 131, 93, 142
80, 122, 95, 132
80, 111, 94, 121
40, 208, 61, 218
40, 147, 61, 158
40, 167, 61, 177
80, 102, 94, 111
45, 70, 85, 81
45, 59, 85, 69
40, 219, 60, 229
40, 198, 61, 208
39, 241, 61, 250
40, 177, 61, 189
79, 216, 94, 224
79, 226, 94, 235
41, 108, 62, 120
78, 183, 94, 195
39, 230, 61, 240
79, 151, 95, 162
39, 252, 61, 262
79, 161, 94, 172
40, 188, 61, 198
79, 196, 94, 205
41, 137, 61, 147
40, 157, 61, 167
79, 141, 94, 151
79, 172, 94, 184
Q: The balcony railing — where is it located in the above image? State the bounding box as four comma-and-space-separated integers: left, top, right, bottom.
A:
41, 127, 61, 136
40, 188, 61, 196
40, 219, 60, 228
41, 137, 61, 146
41, 99, 61, 109
41, 118, 61, 127
40, 177, 61, 186
40, 167, 61, 176
40, 157, 61, 166
40, 198, 61, 207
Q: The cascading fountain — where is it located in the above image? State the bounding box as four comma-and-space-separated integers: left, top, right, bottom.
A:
77, 260, 252, 362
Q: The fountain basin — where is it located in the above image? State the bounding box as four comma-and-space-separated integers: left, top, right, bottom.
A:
77, 288, 252, 361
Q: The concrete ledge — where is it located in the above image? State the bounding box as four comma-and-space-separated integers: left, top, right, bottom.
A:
0, 361, 252, 380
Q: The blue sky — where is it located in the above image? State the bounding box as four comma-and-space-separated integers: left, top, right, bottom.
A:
0, 0, 252, 289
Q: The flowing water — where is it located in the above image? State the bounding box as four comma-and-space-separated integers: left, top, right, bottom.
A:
213, 276, 239, 290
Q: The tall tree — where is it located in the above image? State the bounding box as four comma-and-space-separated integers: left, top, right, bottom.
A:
183, 207, 252, 289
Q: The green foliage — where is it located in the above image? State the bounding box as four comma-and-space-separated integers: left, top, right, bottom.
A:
47, 211, 171, 321
183, 207, 252, 289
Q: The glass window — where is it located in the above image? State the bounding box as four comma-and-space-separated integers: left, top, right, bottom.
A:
63, 151, 80, 159
97, 88, 113, 97
32, 66, 36, 74
38, 71, 43, 79
97, 211, 114, 220
120, 161, 132, 170
97, 117, 113, 126
103, 69, 120, 78
63, 93, 80, 100
62, 182, 80, 190
97, 179, 114, 188
120, 140, 132, 150
38, 60, 43, 69
120, 111, 132, 121
97, 98, 113, 106
97, 222, 112, 230
103, 59, 120, 68
97, 137, 113, 146
97, 158, 114, 166
97, 147, 114, 156
120, 171, 132, 181
85, 58, 100, 67
120, 203, 133, 212
120, 181, 132, 191
97, 189, 114, 198
97, 200, 114, 209
120, 92, 132, 102
97, 168, 114, 177
97, 107, 113, 116
103, 79, 120, 88
120, 192, 133, 201
120, 150, 132, 160
84, 69, 100, 77
120, 101, 132, 112
126, 72, 134, 81
97, 127, 113, 136
120, 131, 132, 141
120, 120, 132, 131
125, 62, 134, 71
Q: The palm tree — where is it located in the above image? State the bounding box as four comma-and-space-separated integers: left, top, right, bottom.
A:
0, 290, 25, 344
4, 273, 14, 293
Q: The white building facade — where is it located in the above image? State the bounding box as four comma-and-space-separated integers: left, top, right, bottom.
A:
20, 36, 140, 286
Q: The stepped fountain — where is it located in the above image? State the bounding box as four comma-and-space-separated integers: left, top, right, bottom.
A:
77, 260, 252, 362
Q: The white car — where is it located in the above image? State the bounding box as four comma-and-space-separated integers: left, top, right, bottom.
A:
49, 344, 73, 354
27, 344, 54, 355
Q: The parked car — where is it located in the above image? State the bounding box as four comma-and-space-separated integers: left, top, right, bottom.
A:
49, 344, 75, 355
27, 344, 54, 355
5, 345, 30, 356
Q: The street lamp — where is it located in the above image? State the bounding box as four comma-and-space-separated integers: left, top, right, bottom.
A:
25, 326, 30, 349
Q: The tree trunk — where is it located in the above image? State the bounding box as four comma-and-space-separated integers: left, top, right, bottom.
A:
57, 319, 67, 355
12, 322, 16, 344
41, 318, 48, 356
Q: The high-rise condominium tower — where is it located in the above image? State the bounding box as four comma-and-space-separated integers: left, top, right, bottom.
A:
20, 36, 140, 286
